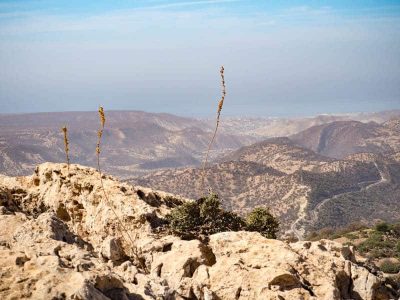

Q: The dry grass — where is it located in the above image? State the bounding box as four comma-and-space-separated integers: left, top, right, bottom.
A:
201, 66, 226, 193
61, 126, 70, 171
95, 106, 147, 271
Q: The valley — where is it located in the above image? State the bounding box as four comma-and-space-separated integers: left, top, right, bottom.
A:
131, 117, 400, 238
1, 110, 400, 238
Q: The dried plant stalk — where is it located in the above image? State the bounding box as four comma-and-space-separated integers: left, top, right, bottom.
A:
61, 126, 70, 171
201, 66, 226, 192
95, 107, 146, 271
96, 106, 105, 165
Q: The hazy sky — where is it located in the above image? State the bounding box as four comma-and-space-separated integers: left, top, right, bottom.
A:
0, 0, 399, 117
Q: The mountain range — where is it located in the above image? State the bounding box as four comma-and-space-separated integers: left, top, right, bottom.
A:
131, 117, 400, 238
0, 111, 255, 177
1, 109, 399, 178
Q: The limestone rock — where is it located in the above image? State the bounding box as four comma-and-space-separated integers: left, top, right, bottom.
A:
0, 163, 397, 300
101, 236, 125, 262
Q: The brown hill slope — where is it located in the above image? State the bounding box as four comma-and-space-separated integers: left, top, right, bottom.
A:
2, 110, 399, 179
0, 111, 256, 178
290, 119, 400, 159
132, 135, 400, 239
219, 137, 333, 173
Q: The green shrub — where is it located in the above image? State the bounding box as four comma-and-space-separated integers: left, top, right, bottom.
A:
246, 207, 279, 239
199, 193, 221, 221
198, 193, 246, 235
380, 260, 400, 274
358, 232, 384, 253
166, 194, 278, 239
375, 222, 390, 233
167, 201, 201, 236
212, 210, 246, 233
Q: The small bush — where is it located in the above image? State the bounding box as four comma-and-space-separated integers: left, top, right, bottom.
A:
380, 260, 400, 274
199, 193, 221, 222
246, 207, 279, 239
212, 210, 246, 233
166, 193, 278, 239
167, 201, 201, 237
198, 193, 246, 235
375, 222, 390, 233
358, 232, 384, 253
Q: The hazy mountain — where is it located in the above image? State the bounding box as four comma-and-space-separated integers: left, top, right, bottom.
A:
1, 109, 399, 179
0, 111, 257, 178
219, 109, 400, 138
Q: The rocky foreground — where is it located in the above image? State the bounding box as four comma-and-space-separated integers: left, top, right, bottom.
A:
0, 163, 398, 300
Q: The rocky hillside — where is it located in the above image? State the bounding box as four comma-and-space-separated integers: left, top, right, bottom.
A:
291, 119, 400, 159
218, 137, 333, 173
133, 136, 400, 239
0, 163, 398, 299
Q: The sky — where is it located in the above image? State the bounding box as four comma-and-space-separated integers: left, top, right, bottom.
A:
0, 0, 399, 117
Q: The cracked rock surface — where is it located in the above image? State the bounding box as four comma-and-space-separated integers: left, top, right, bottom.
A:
0, 163, 397, 300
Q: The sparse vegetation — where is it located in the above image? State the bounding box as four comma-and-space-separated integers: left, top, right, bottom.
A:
166, 193, 279, 239
307, 221, 368, 241
344, 232, 359, 240
308, 220, 400, 275
380, 260, 400, 274
358, 222, 400, 259
303, 163, 380, 210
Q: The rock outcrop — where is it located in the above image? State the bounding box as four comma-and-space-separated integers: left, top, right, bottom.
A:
0, 163, 398, 299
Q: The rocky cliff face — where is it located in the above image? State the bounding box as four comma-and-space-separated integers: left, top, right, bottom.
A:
0, 163, 397, 299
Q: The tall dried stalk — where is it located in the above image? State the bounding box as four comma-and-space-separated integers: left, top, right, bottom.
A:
96, 107, 146, 271
96, 106, 105, 172
61, 126, 70, 171
200, 66, 226, 192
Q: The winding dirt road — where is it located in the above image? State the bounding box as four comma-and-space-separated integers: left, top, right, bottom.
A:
291, 162, 388, 240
